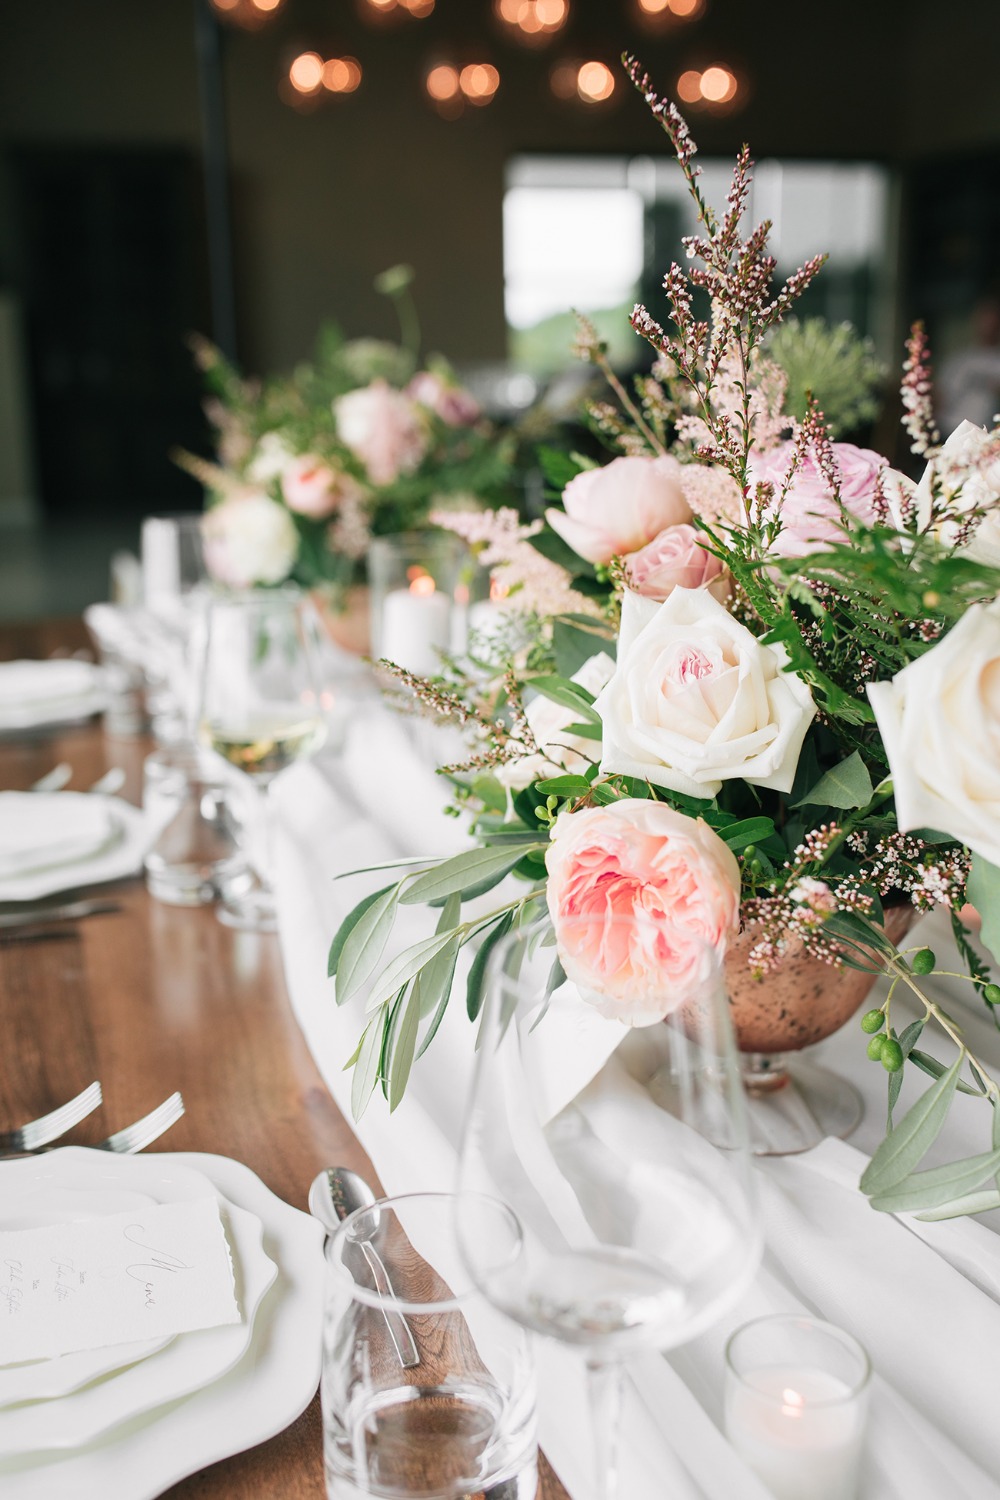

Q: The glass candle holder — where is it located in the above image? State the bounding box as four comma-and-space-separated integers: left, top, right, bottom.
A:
368, 531, 469, 676
724, 1315, 871, 1500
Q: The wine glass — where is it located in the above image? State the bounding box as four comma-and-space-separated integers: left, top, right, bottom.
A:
198, 587, 329, 929
455, 914, 762, 1500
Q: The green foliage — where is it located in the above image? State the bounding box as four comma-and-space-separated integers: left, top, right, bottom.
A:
765, 317, 885, 437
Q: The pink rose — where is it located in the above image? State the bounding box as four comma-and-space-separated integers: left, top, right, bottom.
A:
334, 380, 428, 487
625, 522, 729, 603
748, 441, 886, 558
545, 799, 741, 1025
547, 455, 692, 566
281, 455, 343, 519
407, 370, 481, 427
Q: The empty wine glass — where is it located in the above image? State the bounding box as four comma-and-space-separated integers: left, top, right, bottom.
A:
456, 914, 762, 1500
198, 587, 329, 929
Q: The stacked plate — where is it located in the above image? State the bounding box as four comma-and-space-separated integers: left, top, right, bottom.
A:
0, 660, 107, 733
0, 792, 150, 901
0, 1149, 325, 1499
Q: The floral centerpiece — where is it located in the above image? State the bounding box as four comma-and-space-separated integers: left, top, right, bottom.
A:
329, 62, 1000, 1218
176, 267, 515, 616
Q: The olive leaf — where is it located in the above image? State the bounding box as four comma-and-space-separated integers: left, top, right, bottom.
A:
387, 984, 422, 1113
400, 844, 544, 906
861, 1053, 962, 1196
365, 929, 463, 1013
868, 1143, 1000, 1213
351, 1011, 385, 1121
336, 883, 402, 1006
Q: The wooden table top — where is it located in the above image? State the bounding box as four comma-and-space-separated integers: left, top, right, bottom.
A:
0, 617, 567, 1500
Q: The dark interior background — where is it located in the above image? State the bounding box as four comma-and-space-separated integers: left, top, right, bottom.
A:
0, 0, 998, 603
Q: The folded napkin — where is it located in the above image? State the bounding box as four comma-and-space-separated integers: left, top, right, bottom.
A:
0, 792, 118, 878
273, 703, 1000, 1500
0, 794, 151, 901
0, 659, 98, 710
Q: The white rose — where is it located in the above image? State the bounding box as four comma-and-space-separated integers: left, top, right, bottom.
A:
497, 652, 615, 791
867, 599, 1000, 866
246, 431, 296, 486
334, 380, 427, 487
201, 490, 300, 588
910, 420, 1000, 566
594, 588, 816, 799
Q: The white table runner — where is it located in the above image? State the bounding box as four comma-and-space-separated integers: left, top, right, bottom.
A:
273, 702, 1000, 1500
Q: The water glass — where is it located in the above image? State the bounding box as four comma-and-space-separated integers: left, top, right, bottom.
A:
321, 1192, 537, 1499
724, 1315, 871, 1500
142, 744, 250, 906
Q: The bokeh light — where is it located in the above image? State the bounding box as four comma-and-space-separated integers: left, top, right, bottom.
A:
576, 60, 615, 104
289, 52, 324, 93
460, 62, 500, 104
676, 68, 703, 102
426, 63, 461, 102
675, 64, 740, 108
494, 0, 569, 46
322, 57, 363, 93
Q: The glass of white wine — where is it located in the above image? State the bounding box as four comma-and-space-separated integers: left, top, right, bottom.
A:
198, 587, 329, 930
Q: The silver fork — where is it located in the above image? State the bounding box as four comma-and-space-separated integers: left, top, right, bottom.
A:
91, 1092, 185, 1153
0, 1081, 103, 1152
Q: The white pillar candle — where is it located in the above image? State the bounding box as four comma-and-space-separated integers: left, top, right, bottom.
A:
725, 1365, 866, 1500
380, 579, 451, 677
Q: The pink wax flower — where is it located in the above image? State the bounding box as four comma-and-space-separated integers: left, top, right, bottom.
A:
547, 454, 692, 566
334, 379, 428, 487
407, 370, 481, 427
625, 522, 729, 603
545, 799, 741, 1025
748, 441, 888, 558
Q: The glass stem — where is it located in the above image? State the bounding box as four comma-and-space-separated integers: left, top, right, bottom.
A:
585, 1357, 624, 1500
250, 774, 276, 892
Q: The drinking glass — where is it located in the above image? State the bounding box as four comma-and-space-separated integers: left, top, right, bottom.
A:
321, 1191, 537, 1499
456, 915, 762, 1500
197, 587, 329, 929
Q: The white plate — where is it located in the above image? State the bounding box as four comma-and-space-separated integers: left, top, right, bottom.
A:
0, 1152, 325, 1500
0, 797, 149, 902
0, 794, 121, 881
0, 1153, 276, 1450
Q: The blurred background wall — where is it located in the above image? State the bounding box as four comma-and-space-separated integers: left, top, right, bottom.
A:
1, 0, 999, 612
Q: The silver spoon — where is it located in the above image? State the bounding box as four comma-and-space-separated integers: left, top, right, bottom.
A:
309, 1166, 420, 1369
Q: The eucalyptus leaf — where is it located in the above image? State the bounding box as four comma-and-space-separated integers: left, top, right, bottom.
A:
365, 929, 463, 1012
350, 1013, 384, 1121
466, 910, 516, 1022
388, 984, 421, 1112
968, 853, 1000, 965
328, 884, 394, 979
792, 751, 874, 810
400, 844, 544, 906
861, 1053, 962, 1195
869, 1143, 1000, 1213
336, 883, 402, 1006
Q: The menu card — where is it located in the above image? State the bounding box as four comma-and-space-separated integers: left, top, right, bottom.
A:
0, 1198, 241, 1365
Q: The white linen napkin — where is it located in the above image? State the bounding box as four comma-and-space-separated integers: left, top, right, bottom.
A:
0, 659, 98, 710
0, 793, 118, 878
272, 704, 1000, 1500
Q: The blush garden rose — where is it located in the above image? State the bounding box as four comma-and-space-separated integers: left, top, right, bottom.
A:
546, 454, 692, 566
545, 799, 741, 1025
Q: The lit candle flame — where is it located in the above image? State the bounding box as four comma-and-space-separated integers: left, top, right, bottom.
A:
490, 577, 510, 603
781, 1388, 805, 1418
410, 573, 436, 597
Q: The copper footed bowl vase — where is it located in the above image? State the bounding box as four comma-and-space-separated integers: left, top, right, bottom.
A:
723, 904, 915, 1157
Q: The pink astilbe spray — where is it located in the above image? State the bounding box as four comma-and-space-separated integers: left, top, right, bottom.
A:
901, 321, 940, 458
431, 507, 602, 619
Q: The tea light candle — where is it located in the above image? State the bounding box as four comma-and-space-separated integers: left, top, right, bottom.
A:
724, 1317, 870, 1500
380, 574, 451, 677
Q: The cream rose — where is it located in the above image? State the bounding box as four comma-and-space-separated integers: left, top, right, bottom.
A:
867, 599, 1000, 866
545, 799, 741, 1025
911, 420, 1000, 567
201, 490, 300, 587
334, 380, 428, 487
546, 455, 691, 566
246, 431, 295, 486
595, 588, 816, 798
497, 653, 615, 791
